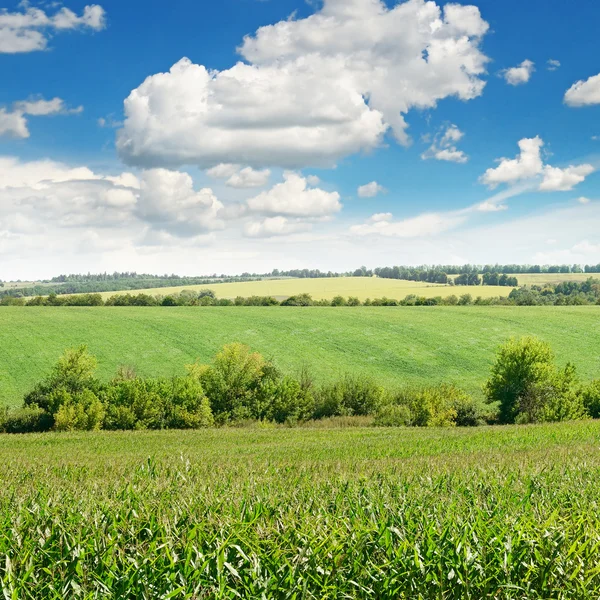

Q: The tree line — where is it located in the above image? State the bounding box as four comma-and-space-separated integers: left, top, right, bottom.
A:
1, 337, 599, 434
2, 278, 599, 307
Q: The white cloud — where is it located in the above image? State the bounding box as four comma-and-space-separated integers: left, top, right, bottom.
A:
244, 216, 312, 238
501, 60, 535, 86
481, 137, 544, 187
226, 167, 271, 189
117, 0, 489, 170
481, 136, 595, 192
0, 4, 106, 53
0, 97, 82, 139
247, 172, 341, 217
577, 196, 591, 205
136, 169, 225, 237
350, 211, 465, 238
547, 59, 561, 71
421, 124, 468, 163
564, 72, 600, 107
0, 108, 29, 138
540, 164, 595, 192
357, 181, 385, 198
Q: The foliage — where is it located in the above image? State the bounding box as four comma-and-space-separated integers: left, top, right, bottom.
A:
580, 379, 600, 419
314, 374, 387, 418
485, 337, 585, 424
373, 403, 412, 427
0, 405, 53, 433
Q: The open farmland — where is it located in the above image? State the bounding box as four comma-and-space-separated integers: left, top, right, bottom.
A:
2, 422, 600, 597
1, 306, 599, 407
97, 276, 507, 301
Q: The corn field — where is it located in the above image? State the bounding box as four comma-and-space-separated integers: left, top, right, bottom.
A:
1, 423, 600, 598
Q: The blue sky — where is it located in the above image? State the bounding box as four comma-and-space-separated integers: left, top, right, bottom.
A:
1, 0, 599, 279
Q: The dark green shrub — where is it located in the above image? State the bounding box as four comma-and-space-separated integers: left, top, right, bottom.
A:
314, 375, 385, 418
0, 406, 53, 433
262, 376, 315, 424
581, 380, 600, 418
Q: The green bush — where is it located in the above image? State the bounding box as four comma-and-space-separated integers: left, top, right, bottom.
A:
24, 345, 100, 414
54, 390, 105, 431
485, 337, 584, 424
314, 374, 386, 418
0, 406, 53, 433
581, 380, 600, 419
396, 386, 458, 427
373, 404, 412, 427
102, 376, 213, 430
188, 343, 270, 423
261, 376, 315, 424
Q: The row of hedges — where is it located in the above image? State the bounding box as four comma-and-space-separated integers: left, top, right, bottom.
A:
3, 278, 600, 307
1, 338, 599, 433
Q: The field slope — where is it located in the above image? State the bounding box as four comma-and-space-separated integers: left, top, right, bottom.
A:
1, 306, 599, 406
1, 423, 600, 596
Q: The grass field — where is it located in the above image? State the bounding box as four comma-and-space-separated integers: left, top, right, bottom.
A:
1, 422, 600, 597
1, 306, 599, 407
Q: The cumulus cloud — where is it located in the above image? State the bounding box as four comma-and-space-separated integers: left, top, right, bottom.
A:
0, 4, 106, 53
247, 172, 341, 217
564, 72, 600, 107
501, 60, 535, 86
206, 164, 270, 188
481, 137, 544, 187
357, 181, 385, 198
0, 97, 83, 139
421, 124, 468, 163
540, 164, 595, 192
547, 59, 561, 71
136, 169, 225, 237
481, 136, 594, 192
0, 156, 229, 256
117, 0, 490, 170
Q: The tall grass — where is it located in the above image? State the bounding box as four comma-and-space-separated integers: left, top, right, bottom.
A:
1, 423, 600, 597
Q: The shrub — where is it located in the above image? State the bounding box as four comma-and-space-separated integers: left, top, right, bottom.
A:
396, 385, 458, 427
581, 380, 600, 419
54, 390, 105, 431
262, 376, 315, 424
373, 404, 412, 427
485, 337, 583, 424
102, 376, 212, 430
0, 406, 53, 433
24, 346, 100, 414
314, 374, 386, 418
281, 294, 314, 307
189, 343, 270, 423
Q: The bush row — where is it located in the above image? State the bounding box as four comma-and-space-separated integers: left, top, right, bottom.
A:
1, 338, 599, 433
2, 277, 599, 307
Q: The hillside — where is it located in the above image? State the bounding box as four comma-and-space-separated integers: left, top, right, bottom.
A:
1, 306, 598, 407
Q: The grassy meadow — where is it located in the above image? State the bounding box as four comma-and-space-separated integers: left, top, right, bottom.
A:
1, 422, 600, 597
1, 305, 599, 407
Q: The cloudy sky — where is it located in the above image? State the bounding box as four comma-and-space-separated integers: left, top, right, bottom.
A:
1, 0, 600, 279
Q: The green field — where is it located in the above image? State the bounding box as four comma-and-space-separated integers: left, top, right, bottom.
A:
1, 422, 600, 597
1, 306, 599, 407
